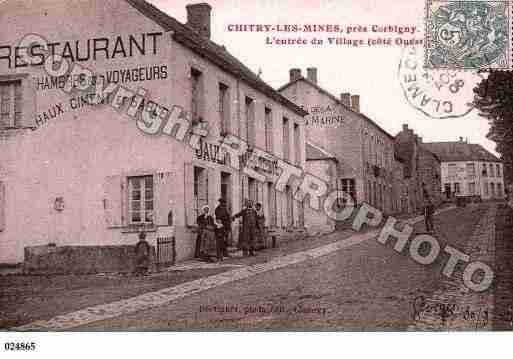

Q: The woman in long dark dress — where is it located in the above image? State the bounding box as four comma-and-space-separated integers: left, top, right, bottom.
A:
195, 205, 215, 259
255, 203, 267, 250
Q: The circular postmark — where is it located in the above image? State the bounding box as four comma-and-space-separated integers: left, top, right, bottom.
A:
398, 46, 483, 119
426, 1, 509, 69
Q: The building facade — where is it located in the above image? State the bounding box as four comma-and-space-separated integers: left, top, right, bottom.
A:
0, 0, 307, 264
423, 139, 505, 201
395, 124, 442, 213
279, 68, 396, 215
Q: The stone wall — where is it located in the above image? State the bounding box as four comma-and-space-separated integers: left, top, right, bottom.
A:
24, 244, 156, 275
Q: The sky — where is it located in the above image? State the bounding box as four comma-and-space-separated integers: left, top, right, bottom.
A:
149, 0, 499, 155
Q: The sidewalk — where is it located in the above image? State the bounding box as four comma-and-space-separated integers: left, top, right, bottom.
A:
8, 206, 455, 331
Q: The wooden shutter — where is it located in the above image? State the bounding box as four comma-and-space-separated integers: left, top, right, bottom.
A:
0, 181, 5, 231
104, 175, 123, 228
184, 163, 196, 226
155, 172, 174, 226
20, 80, 36, 129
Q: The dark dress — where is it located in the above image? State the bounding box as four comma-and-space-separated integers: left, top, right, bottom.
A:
233, 207, 257, 252
255, 211, 267, 249
135, 240, 151, 275
195, 213, 215, 258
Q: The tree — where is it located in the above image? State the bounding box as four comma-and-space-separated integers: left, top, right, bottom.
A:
473, 70, 513, 186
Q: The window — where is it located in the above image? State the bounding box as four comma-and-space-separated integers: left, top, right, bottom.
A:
218, 83, 229, 134
448, 164, 457, 178
491, 183, 496, 197
248, 177, 257, 203
496, 164, 501, 178
498, 183, 503, 197
0, 81, 22, 129
193, 167, 208, 221
128, 176, 154, 224
267, 182, 277, 227
190, 68, 203, 122
484, 182, 489, 196
245, 97, 255, 146
338, 179, 356, 205
489, 164, 494, 177
294, 123, 300, 165
454, 182, 460, 194
283, 117, 290, 161
221, 172, 231, 210
264, 107, 273, 152
482, 164, 488, 177
468, 182, 476, 195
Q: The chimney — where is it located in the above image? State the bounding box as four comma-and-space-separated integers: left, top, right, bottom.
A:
459, 136, 464, 143
351, 94, 360, 112
289, 68, 302, 82
186, 3, 212, 39
307, 67, 318, 84
402, 124, 409, 131
340, 93, 351, 107
418, 136, 423, 143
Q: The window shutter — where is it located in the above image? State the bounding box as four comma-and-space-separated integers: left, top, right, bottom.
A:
184, 163, 196, 226
104, 175, 123, 228
0, 181, 5, 231
156, 172, 174, 226
20, 80, 36, 129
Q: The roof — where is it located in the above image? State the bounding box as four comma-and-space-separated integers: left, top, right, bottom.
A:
278, 76, 394, 140
125, 0, 307, 117
306, 142, 338, 161
422, 142, 501, 163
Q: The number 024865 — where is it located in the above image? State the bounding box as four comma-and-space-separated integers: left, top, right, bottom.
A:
4, 342, 36, 351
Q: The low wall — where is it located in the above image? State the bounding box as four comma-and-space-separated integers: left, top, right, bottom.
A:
24, 244, 156, 275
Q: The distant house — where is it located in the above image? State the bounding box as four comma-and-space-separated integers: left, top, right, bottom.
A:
423, 138, 505, 201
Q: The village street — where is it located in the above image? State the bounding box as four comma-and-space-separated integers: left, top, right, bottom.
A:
4, 202, 511, 332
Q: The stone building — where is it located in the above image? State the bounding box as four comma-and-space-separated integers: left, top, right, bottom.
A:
279, 68, 396, 215
0, 0, 307, 265
394, 124, 442, 213
423, 139, 505, 201
391, 155, 410, 214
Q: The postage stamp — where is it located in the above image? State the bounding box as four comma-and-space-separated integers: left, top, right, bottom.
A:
425, 0, 511, 69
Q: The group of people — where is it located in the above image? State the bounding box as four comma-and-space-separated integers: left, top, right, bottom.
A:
195, 198, 267, 261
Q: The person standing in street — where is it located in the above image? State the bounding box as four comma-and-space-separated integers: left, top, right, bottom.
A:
233, 199, 257, 257
135, 231, 151, 276
255, 202, 267, 249
215, 198, 231, 257
195, 205, 215, 260
424, 196, 435, 234
214, 217, 225, 262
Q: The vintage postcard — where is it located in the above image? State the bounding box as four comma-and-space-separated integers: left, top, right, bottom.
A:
1, 0, 513, 343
